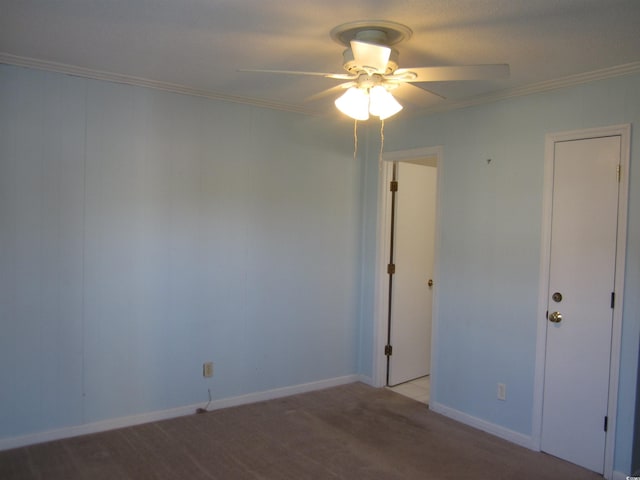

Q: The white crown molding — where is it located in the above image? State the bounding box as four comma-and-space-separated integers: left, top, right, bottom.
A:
2, 52, 639, 117
0, 52, 316, 116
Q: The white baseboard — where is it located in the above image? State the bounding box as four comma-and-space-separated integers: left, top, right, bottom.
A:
429, 401, 536, 450
428, 403, 633, 480
0, 374, 360, 451
202, 374, 361, 411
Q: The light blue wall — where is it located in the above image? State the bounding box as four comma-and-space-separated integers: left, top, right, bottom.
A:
0, 64, 363, 438
360, 72, 640, 473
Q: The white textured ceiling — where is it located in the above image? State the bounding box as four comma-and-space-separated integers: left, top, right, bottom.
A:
1, 0, 640, 116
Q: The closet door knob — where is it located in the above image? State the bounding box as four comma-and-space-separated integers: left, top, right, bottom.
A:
548, 311, 563, 323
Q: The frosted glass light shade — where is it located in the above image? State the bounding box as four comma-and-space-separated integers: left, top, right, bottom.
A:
369, 86, 403, 120
335, 87, 370, 120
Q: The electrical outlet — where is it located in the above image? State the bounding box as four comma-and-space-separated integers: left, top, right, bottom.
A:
497, 383, 506, 401
203, 362, 214, 378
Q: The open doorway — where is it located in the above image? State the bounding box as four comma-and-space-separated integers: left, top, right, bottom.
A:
373, 146, 442, 400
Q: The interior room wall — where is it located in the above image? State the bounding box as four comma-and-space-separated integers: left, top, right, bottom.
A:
0, 64, 363, 443
2, 60, 638, 476
359, 72, 640, 474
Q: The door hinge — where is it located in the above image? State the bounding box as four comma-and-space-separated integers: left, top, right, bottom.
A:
611, 292, 615, 309
384, 345, 393, 356
616, 164, 621, 183
387, 263, 396, 275
604, 415, 608, 432
390, 180, 398, 192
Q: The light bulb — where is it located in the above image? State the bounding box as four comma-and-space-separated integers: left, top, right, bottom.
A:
335, 87, 370, 120
369, 85, 403, 120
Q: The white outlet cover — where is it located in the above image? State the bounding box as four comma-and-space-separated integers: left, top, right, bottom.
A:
497, 383, 506, 400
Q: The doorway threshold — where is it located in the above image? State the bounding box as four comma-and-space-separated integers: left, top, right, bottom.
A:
387, 375, 430, 404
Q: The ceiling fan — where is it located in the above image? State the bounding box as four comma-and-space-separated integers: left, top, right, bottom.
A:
241, 21, 510, 120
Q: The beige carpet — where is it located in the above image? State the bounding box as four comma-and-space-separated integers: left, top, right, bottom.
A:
0, 382, 601, 479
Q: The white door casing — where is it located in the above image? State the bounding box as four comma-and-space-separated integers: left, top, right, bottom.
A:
534, 125, 630, 479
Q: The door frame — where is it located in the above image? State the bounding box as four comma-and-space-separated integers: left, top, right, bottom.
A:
532, 124, 630, 478
373, 146, 443, 388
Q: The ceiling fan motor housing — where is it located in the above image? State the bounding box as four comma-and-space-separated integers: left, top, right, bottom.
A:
331, 22, 411, 75
342, 46, 399, 74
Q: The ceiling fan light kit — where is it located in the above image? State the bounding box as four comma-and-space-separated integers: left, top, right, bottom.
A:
336, 84, 403, 121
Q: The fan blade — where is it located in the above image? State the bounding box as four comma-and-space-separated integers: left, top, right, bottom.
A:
394, 64, 510, 82
391, 83, 446, 107
305, 82, 356, 103
239, 68, 355, 80
350, 40, 391, 73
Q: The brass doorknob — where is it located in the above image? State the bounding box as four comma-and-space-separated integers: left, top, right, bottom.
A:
548, 311, 563, 323
428, 279, 434, 287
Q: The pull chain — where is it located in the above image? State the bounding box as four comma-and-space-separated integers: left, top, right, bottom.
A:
353, 119, 359, 161
379, 118, 385, 167
352, 118, 384, 164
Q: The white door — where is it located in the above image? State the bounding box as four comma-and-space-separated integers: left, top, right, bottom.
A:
541, 136, 621, 473
388, 162, 437, 386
